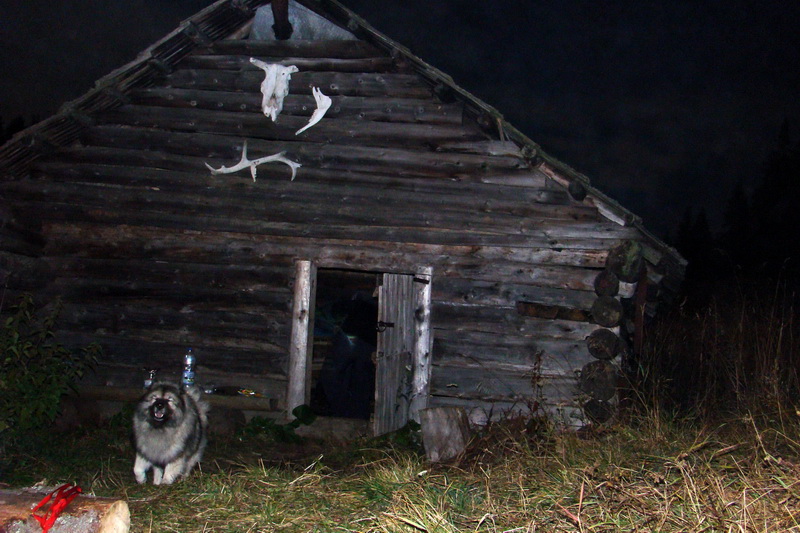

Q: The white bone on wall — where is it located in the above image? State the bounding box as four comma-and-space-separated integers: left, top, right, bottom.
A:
205, 140, 302, 181
249, 58, 298, 121
295, 87, 332, 135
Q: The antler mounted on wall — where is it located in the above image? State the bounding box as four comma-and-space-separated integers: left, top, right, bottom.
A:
205, 140, 301, 181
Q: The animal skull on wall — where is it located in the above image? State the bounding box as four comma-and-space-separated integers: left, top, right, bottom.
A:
250, 58, 299, 121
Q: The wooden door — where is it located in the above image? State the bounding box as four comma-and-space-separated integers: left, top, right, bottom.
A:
373, 270, 433, 436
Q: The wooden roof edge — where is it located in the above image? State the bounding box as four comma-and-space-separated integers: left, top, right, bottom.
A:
502, 122, 687, 273
313, 0, 687, 279
0, 0, 269, 180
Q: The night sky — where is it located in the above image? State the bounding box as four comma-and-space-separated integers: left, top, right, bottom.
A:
1, 0, 798, 238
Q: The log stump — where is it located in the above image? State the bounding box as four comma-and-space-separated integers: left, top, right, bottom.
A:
420, 406, 471, 463
586, 329, 623, 360
593, 269, 619, 297
579, 360, 618, 401
590, 296, 623, 327
0, 488, 129, 533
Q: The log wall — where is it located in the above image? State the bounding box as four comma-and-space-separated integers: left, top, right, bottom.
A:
0, 2, 684, 428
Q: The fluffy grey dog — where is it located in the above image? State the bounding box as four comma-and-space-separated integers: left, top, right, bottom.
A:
132, 382, 209, 485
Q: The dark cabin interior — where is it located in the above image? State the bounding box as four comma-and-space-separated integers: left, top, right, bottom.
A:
310, 269, 378, 420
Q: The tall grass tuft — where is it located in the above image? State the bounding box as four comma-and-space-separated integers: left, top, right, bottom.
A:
637, 279, 798, 419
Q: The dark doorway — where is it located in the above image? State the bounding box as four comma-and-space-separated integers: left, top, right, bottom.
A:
309, 269, 378, 420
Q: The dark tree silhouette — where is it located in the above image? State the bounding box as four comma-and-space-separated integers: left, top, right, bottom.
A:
718, 181, 754, 272
675, 206, 715, 281
748, 119, 800, 275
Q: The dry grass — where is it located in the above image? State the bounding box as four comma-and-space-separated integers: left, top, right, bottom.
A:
4, 282, 800, 532
6, 408, 800, 532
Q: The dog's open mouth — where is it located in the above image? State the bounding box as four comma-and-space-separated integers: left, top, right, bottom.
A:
151, 400, 168, 421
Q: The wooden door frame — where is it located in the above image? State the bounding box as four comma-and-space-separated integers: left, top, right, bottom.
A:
286, 260, 433, 431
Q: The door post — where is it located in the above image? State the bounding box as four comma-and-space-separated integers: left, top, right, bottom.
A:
286, 260, 316, 418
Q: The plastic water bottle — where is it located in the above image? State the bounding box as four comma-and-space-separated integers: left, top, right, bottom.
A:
144, 369, 158, 389
182, 348, 195, 389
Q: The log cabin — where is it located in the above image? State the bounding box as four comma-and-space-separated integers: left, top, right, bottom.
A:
0, 0, 685, 434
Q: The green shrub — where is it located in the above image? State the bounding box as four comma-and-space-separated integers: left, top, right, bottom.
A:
0, 293, 100, 443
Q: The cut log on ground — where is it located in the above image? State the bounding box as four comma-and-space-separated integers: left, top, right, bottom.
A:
420, 406, 472, 463
0, 488, 129, 533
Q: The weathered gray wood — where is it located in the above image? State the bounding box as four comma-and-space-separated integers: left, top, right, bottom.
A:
0, 488, 130, 533
434, 279, 598, 309
515, 301, 591, 322
203, 39, 385, 59
78, 367, 287, 408
287, 260, 316, 417
78, 385, 278, 412
374, 273, 415, 436
27, 204, 632, 252
128, 88, 464, 124
410, 268, 433, 421
57, 302, 289, 346
180, 54, 395, 73
38, 222, 610, 271
430, 363, 584, 405
7, 185, 627, 251
432, 304, 601, 338
164, 70, 431, 99
419, 406, 471, 462
54, 329, 288, 376
75, 126, 533, 178
433, 333, 593, 376
94, 105, 482, 147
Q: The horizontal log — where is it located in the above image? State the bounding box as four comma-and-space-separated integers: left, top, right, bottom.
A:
22, 200, 635, 250
430, 362, 581, 405
79, 385, 281, 412
0, 488, 129, 533
94, 105, 482, 147
515, 301, 591, 322
202, 39, 385, 59
0, 229, 44, 257
434, 279, 599, 309
428, 395, 536, 426
431, 303, 601, 337
180, 54, 395, 72
0, 251, 51, 290
164, 70, 431, 99
48, 256, 292, 290
80, 364, 287, 403
27, 162, 576, 220
76, 126, 532, 179
39, 221, 616, 270
46, 277, 290, 308
128, 88, 464, 124
433, 334, 593, 375
6, 181, 633, 249
55, 330, 289, 377
436, 140, 523, 157
57, 301, 290, 345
